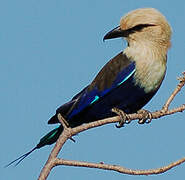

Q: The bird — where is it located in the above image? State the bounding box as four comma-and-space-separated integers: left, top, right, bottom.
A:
6, 8, 172, 167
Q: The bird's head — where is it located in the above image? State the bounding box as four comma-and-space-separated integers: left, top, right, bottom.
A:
104, 8, 172, 49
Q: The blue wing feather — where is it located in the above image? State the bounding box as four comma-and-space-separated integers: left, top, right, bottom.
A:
67, 61, 136, 119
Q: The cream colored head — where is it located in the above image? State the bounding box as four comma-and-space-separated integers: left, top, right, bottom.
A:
120, 8, 172, 49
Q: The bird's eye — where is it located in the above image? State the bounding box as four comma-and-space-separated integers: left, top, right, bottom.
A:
129, 24, 155, 33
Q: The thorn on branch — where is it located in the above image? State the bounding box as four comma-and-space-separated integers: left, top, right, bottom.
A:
69, 137, 76, 143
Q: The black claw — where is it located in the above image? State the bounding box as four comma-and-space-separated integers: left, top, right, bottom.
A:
138, 119, 145, 124
125, 119, 131, 124
115, 123, 124, 128
146, 119, 152, 124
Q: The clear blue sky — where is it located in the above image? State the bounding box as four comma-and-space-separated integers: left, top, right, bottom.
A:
1, 0, 185, 179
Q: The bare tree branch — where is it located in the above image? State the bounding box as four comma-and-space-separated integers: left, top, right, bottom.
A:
38, 72, 185, 180
162, 72, 185, 112
55, 156, 185, 175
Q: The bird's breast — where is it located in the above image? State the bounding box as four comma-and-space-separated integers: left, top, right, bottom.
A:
133, 58, 166, 93
124, 42, 167, 93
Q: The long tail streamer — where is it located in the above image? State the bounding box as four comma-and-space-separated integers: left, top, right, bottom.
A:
5, 147, 37, 167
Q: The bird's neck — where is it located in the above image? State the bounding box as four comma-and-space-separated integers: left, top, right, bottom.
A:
124, 41, 168, 93
125, 39, 168, 61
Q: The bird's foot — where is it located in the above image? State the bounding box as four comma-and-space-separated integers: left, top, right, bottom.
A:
137, 109, 153, 124
112, 107, 130, 128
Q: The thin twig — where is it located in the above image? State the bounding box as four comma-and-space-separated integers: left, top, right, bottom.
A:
162, 72, 185, 112
55, 156, 185, 175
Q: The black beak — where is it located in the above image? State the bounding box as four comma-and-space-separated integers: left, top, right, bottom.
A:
103, 26, 128, 41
